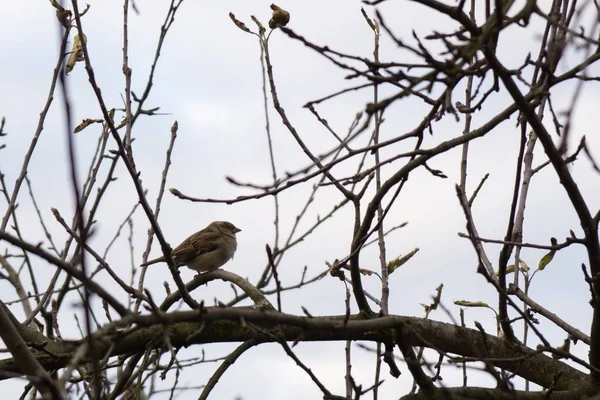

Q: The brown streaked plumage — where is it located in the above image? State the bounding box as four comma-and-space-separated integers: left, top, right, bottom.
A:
141, 221, 241, 273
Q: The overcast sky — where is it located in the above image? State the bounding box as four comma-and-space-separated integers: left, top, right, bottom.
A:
1, 1, 599, 399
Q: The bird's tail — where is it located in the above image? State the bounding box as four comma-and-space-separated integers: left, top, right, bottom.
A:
140, 256, 164, 267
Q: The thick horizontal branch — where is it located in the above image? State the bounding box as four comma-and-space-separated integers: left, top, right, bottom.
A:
0, 309, 588, 391
400, 385, 596, 400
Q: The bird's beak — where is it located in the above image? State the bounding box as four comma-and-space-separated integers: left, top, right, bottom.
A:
234, 227, 242, 233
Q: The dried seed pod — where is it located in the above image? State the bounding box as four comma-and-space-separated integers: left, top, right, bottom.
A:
269, 4, 290, 29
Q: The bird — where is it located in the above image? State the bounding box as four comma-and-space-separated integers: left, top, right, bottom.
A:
140, 221, 241, 273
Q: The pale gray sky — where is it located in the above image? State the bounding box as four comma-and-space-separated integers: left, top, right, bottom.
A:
1, 1, 599, 399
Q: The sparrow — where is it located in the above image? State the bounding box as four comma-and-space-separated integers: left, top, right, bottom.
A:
141, 221, 241, 273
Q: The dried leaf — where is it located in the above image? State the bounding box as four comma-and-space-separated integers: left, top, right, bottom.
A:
502, 259, 529, 275
387, 247, 419, 274
251, 15, 266, 35
66, 34, 87, 74
328, 259, 345, 281
269, 4, 290, 29
229, 12, 251, 33
74, 118, 103, 133
454, 300, 490, 308
538, 250, 555, 271
552, 338, 570, 359
360, 8, 376, 31
50, 0, 71, 27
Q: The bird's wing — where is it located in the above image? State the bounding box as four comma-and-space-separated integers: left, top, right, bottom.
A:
172, 231, 222, 264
